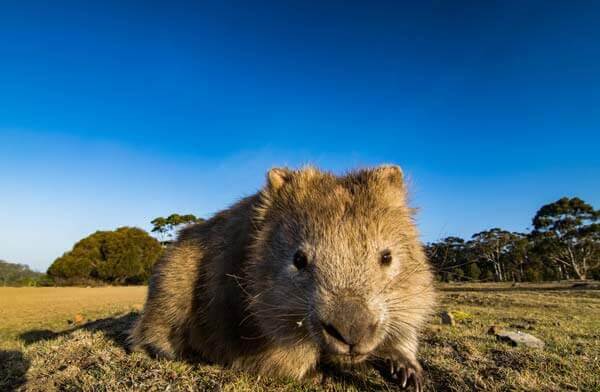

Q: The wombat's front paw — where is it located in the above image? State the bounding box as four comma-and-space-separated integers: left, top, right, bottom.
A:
380, 357, 423, 391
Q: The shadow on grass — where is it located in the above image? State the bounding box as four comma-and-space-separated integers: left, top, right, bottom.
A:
320, 362, 400, 391
19, 312, 138, 351
0, 350, 30, 392
322, 361, 454, 391
18, 313, 431, 391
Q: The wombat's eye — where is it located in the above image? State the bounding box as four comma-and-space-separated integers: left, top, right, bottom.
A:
380, 249, 392, 266
293, 250, 308, 270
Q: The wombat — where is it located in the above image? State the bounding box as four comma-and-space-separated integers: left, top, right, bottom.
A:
129, 165, 435, 390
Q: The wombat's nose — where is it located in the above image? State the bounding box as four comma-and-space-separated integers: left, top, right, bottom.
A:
320, 299, 379, 353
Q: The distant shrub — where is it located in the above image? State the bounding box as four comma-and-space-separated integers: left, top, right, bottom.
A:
47, 227, 163, 285
524, 267, 542, 282
465, 263, 481, 280
0, 260, 45, 286
451, 267, 465, 282
34, 274, 56, 286
482, 270, 495, 282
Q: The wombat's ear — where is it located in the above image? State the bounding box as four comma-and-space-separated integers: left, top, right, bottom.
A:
266, 167, 292, 191
373, 164, 404, 188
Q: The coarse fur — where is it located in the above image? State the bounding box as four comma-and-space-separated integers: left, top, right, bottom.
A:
129, 165, 436, 389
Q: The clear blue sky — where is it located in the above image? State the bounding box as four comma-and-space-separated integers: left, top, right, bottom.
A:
1, 1, 599, 271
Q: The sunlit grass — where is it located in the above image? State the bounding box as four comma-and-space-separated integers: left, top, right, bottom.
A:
1, 283, 599, 391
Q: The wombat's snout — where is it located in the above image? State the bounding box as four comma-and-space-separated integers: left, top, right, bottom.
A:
319, 298, 380, 357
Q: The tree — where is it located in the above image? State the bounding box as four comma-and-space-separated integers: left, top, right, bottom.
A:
503, 232, 533, 282
150, 217, 168, 241
470, 228, 517, 281
465, 262, 481, 281
48, 227, 163, 284
426, 237, 470, 282
151, 213, 205, 242
532, 197, 599, 280
0, 260, 45, 286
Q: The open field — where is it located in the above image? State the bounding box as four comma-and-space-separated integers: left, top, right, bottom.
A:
1, 283, 599, 391
0, 287, 147, 348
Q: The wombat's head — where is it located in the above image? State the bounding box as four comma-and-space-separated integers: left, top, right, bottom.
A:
246, 166, 434, 364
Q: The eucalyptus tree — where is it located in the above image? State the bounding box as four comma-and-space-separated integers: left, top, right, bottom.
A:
532, 197, 599, 280
151, 213, 205, 242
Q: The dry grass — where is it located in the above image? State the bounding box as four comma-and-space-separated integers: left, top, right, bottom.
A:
1, 283, 599, 391
0, 286, 146, 349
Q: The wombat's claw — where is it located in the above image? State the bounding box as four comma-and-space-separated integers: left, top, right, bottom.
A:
385, 359, 423, 391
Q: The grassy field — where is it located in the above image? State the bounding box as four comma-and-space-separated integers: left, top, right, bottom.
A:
1, 283, 599, 391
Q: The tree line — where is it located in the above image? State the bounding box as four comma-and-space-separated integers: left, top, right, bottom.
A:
2, 200, 598, 286
426, 197, 599, 282
0, 260, 48, 286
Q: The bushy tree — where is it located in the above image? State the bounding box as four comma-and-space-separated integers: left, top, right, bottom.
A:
532, 197, 599, 280
48, 227, 162, 284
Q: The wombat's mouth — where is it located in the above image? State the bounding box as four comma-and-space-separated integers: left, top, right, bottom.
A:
327, 352, 371, 365
316, 320, 380, 361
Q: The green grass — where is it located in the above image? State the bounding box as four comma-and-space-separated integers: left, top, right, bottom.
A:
1, 283, 599, 391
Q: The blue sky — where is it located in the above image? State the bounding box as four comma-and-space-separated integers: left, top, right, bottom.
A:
1, 1, 599, 271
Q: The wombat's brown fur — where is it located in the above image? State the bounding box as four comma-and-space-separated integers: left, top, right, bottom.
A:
129, 165, 435, 390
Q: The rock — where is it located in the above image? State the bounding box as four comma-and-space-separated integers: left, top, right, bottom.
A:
495, 330, 544, 348
487, 325, 499, 335
440, 311, 455, 325
74, 314, 86, 325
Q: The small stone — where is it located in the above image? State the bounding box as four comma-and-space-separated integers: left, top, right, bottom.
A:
487, 325, 499, 335
74, 314, 86, 325
440, 311, 455, 325
495, 330, 544, 348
